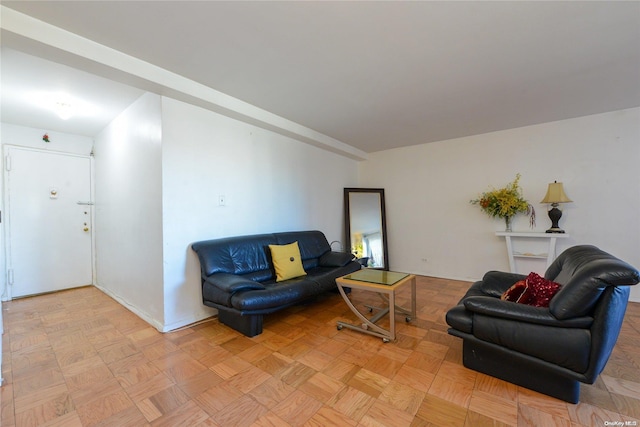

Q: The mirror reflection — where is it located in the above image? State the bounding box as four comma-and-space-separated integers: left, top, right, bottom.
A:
344, 188, 389, 270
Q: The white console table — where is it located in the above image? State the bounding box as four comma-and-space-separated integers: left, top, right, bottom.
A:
496, 232, 570, 273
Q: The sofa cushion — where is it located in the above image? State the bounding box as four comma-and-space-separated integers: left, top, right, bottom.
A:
463, 296, 594, 328
269, 242, 307, 282
319, 251, 354, 268
229, 263, 361, 311
192, 233, 277, 276
230, 277, 319, 311
473, 315, 591, 372
275, 231, 331, 260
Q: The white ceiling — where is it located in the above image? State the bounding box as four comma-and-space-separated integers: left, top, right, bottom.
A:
1, 1, 639, 153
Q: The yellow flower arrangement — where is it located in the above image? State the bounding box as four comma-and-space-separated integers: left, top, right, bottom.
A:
470, 174, 535, 229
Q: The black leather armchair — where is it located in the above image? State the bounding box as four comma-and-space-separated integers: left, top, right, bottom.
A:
446, 245, 639, 403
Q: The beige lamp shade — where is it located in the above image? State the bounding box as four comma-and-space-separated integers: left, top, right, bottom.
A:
540, 181, 572, 204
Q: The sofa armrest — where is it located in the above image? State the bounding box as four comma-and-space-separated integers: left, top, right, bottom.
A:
204, 273, 266, 294
479, 271, 527, 297
319, 251, 355, 268
463, 296, 593, 328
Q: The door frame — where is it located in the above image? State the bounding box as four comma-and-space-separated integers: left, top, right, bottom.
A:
2, 145, 96, 300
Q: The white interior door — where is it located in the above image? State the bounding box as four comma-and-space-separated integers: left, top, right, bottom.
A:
5, 147, 93, 298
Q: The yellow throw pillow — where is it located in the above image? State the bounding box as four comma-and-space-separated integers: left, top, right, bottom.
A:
269, 242, 307, 282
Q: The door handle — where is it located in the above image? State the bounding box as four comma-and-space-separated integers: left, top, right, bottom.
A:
83, 227, 89, 232
77, 201, 94, 205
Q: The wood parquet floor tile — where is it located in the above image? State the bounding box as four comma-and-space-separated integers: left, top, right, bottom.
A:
2, 277, 639, 426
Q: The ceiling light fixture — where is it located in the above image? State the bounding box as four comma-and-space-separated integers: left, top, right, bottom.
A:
55, 101, 73, 120
30, 91, 95, 120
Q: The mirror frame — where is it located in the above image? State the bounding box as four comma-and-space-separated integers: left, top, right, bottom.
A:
344, 188, 389, 270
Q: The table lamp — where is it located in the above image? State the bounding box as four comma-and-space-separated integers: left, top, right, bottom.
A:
540, 181, 572, 233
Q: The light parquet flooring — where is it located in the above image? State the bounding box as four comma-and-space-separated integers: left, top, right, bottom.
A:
1, 276, 639, 426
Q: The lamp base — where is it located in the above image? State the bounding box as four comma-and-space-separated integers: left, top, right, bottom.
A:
545, 228, 566, 234
546, 205, 565, 234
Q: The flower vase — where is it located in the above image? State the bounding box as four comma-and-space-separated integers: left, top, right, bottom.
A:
504, 216, 512, 232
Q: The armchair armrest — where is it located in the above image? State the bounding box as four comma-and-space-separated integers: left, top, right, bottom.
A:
204, 273, 266, 294
319, 251, 355, 268
463, 296, 593, 328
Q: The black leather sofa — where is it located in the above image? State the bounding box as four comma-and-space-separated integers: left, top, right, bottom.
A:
192, 230, 361, 337
446, 245, 639, 403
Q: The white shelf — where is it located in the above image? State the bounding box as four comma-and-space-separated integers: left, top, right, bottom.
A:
495, 231, 570, 238
513, 253, 548, 259
496, 232, 570, 273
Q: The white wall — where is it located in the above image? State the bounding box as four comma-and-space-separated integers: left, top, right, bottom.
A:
160, 97, 359, 330
359, 107, 640, 302
93, 93, 165, 328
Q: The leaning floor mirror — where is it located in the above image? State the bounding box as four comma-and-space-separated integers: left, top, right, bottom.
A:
344, 188, 389, 270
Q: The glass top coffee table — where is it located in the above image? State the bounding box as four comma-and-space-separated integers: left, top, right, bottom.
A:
336, 269, 416, 342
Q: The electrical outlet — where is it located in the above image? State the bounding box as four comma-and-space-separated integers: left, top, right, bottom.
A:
218, 195, 226, 206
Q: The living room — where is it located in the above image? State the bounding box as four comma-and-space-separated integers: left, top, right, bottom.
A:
1, 2, 639, 425
1, 1, 638, 331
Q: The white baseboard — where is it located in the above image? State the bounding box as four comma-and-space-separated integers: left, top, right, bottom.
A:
160, 308, 218, 333
94, 284, 166, 332
399, 269, 478, 284
93, 284, 217, 333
